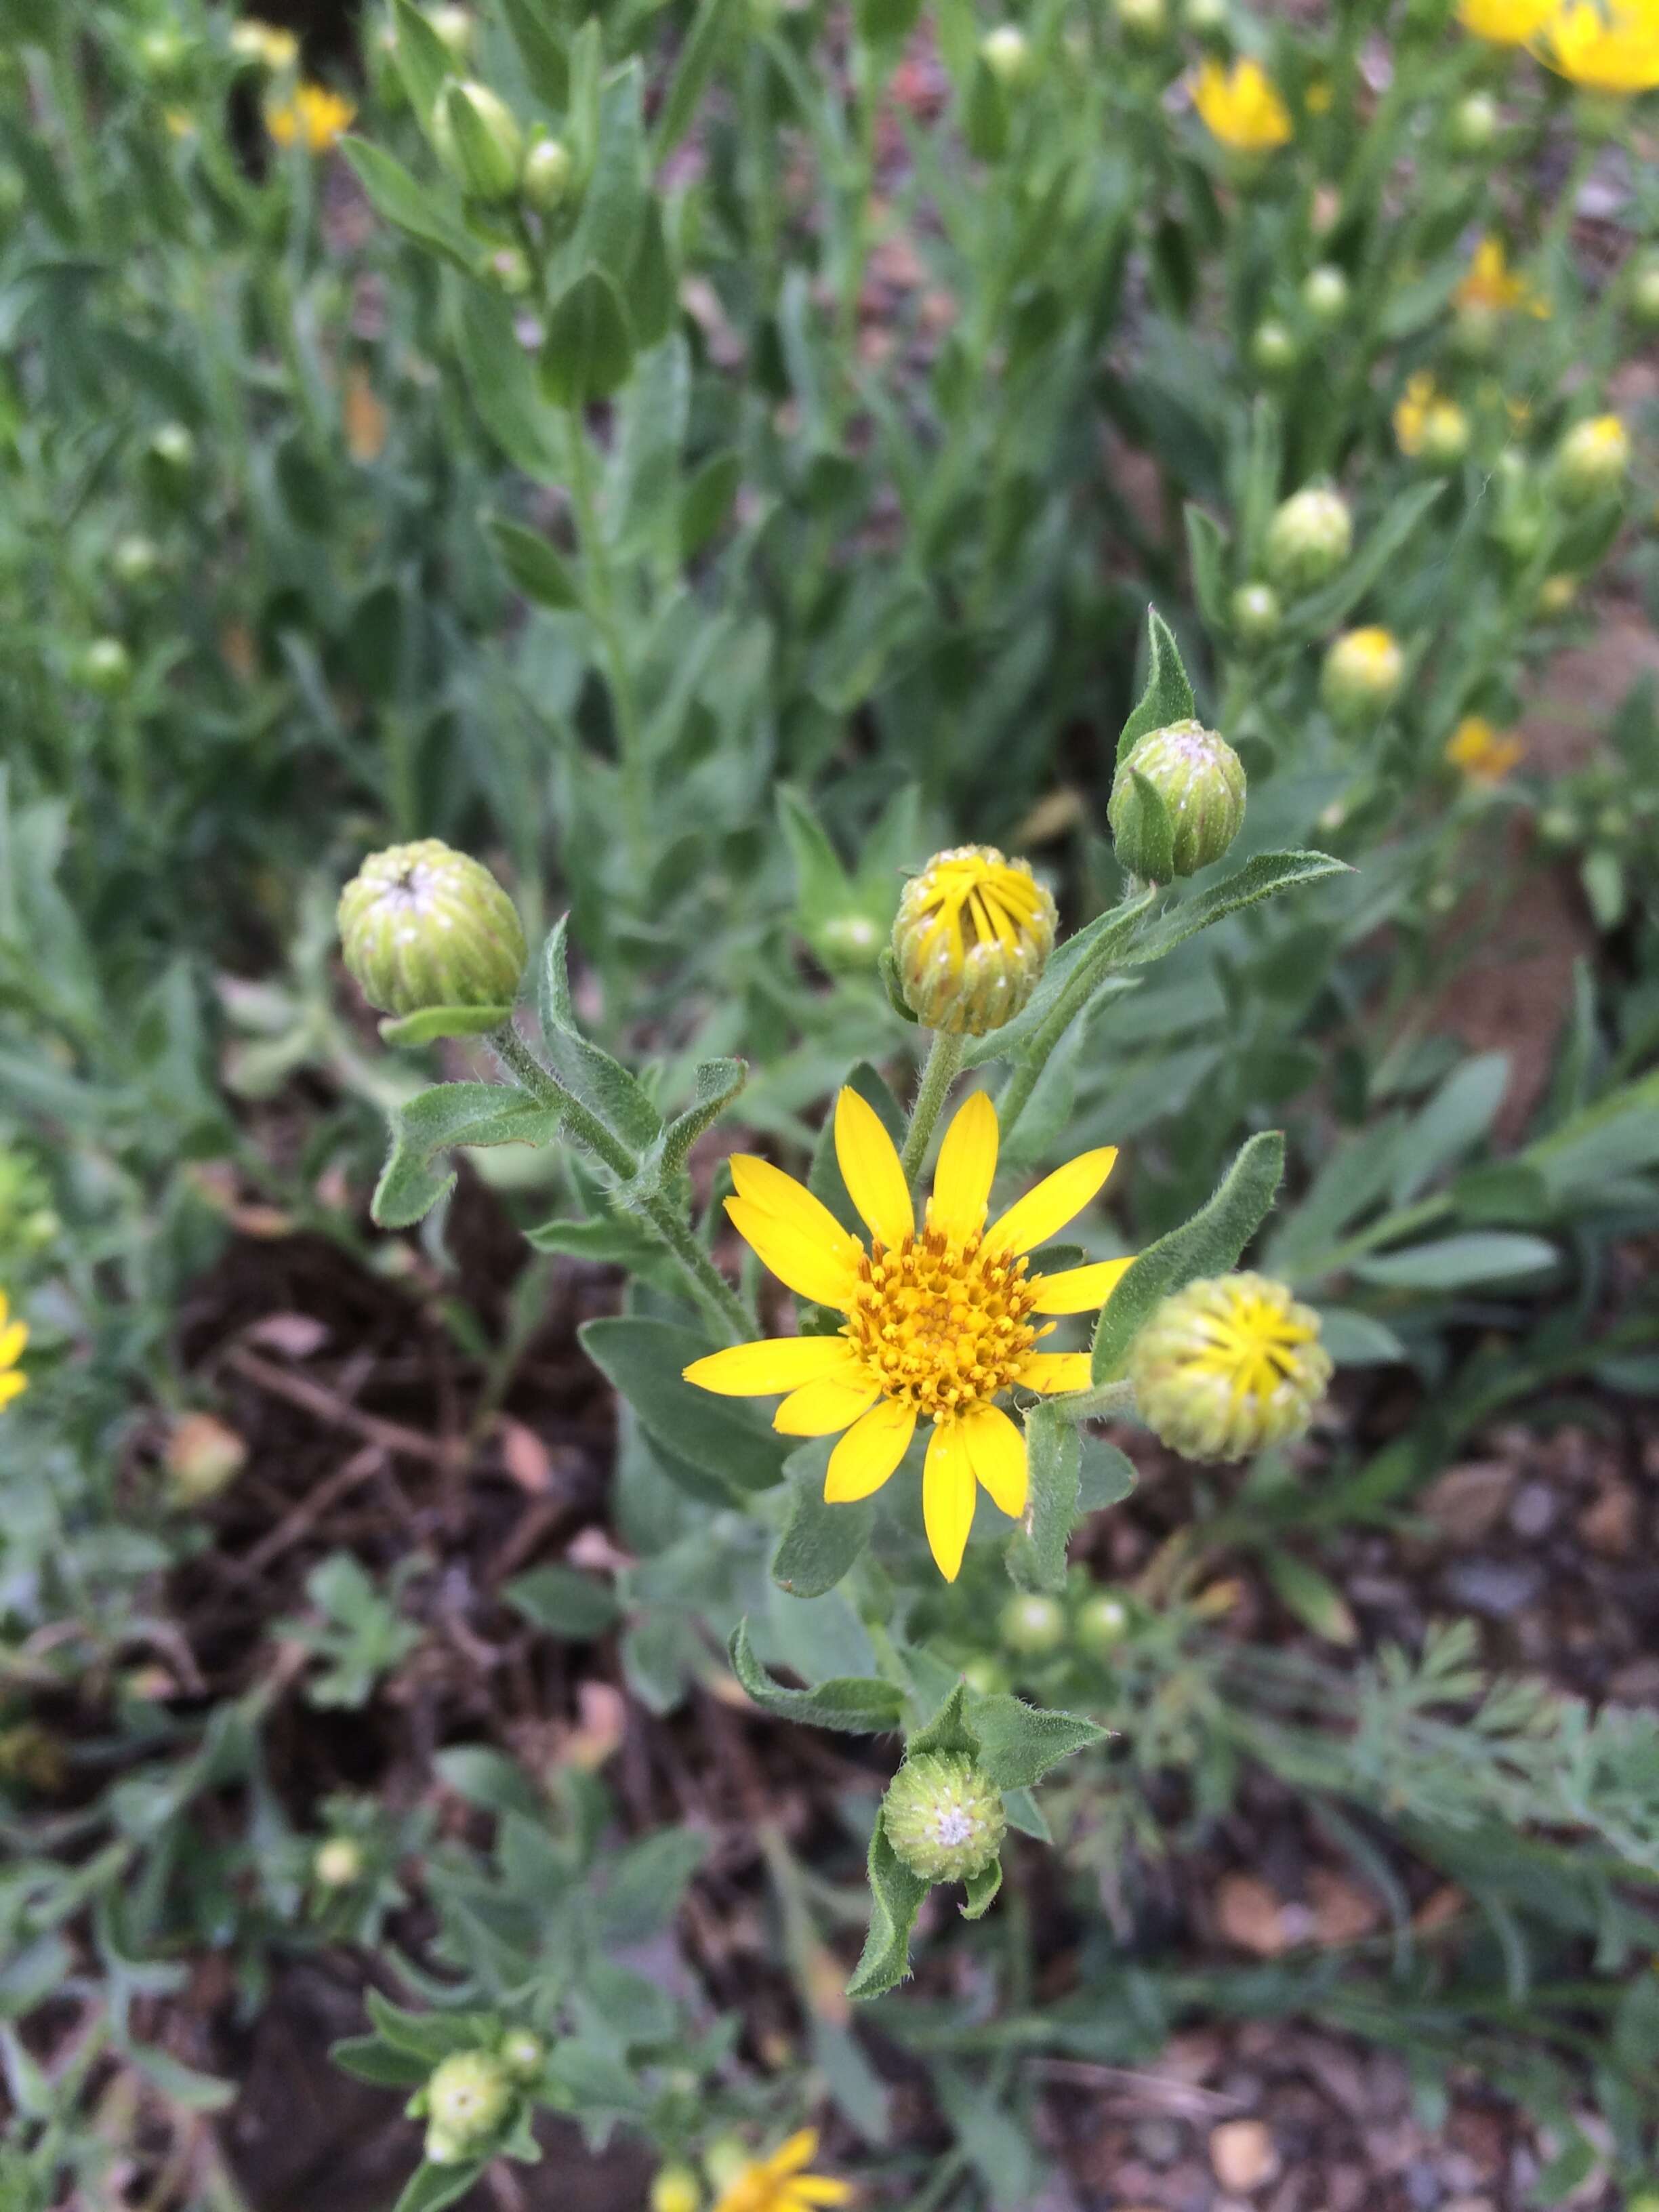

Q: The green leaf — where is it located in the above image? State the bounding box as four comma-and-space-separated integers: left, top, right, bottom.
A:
1351, 1232, 1558, 1290
1391, 1052, 1510, 1206
772, 1443, 873, 1597
1000, 1786, 1050, 1842
388, 0, 454, 119
1115, 607, 1197, 772
679, 450, 743, 560
1118, 767, 1176, 882
543, 266, 635, 408
728, 1619, 903, 1734
846, 1814, 930, 2001
1262, 1551, 1357, 1644
393, 2160, 490, 2212
373, 1083, 563, 1229
485, 515, 581, 610
961, 1857, 1003, 1920
1078, 1434, 1138, 1509
378, 1003, 514, 1046
963, 59, 1009, 162
960, 894, 1155, 1070
504, 1563, 620, 1638
329, 2036, 432, 2088
433, 1744, 545, 1818
907, 1682, 981, 1760
656, 1058, 747, 1181
500, 0, 569, 108
1092, 1130, 1286, 1379
1313, 1307, 1407, 1366
581, 1317, 788, 1491
878, 947, 922, 1025
1119, 850, 1350, 969
1185, 503, 1230, 628
457, 283, 565, 481
124, 2045, 236, 2111
596, 1828, 710, 1941
523, 1211, 663, 1266
340, 140, 483, 276
1004, 1403, 1078, 1594
655, 0, 743, 155
968, 1696, 1109, 1788
537, 918, 663, 1159
626, 205, 677, 351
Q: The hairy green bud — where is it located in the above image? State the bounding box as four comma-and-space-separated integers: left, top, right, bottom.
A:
1300, 264, 1349, 323
1109, 718, 1246, 880
1250, 318, 1296, 375
1265, 485, 1351, 592
883, 1753, 1006, 1883
1129, 1271, 1332, 1462
999, 1592, 1066, 1654
425, 4, 475, 62
112, 534, 163, 588
1230, 581, 1281, 643
979, 24, 1033, 81
337, 840, 526, 1021
1553, 414, 1629, 508
1074, 1591, 1130, 1655
1450, 89, 1498, 152
891, 846, 1057, 1035
1321, 626, 1403, 722
497, 2028, 544, 2081
421, 2050, 513, 2161
431, 79, 523, 202
313, 1836, 364, 1888
80, 637, 134, 695
523, 133, 574, 211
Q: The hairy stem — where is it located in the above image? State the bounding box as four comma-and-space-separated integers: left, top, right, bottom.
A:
899, 1030, 966, 1185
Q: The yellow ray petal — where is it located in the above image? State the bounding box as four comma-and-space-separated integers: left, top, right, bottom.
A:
726, 1200, 857, 1309
774, 1376, 881, 1435
1019, 1351, 1095, 1393
987, 1146, 1118, 1256
960, 1401, 1028, 1519
824, 1398, 916, 1500
926, 1090, 1000, 1239
789, 2184, 855, 2208
683, 1336, 856, 1395
0, 1292, 9, 1326
0, 1370, 25, 1406
0, 1319, 28, 1367
730, 1155, 862, 1262
923, 1420, 977, 1580
1030, 1256, 1134, 1314
834, 1086, 913, 1250
767, 2131, 820, 2176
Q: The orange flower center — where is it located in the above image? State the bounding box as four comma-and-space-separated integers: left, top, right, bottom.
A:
843, 1227, 1044, 1421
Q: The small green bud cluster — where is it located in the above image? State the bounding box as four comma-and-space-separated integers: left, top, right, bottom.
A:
415, 2049, 514, 2166
999, 1591, 1066, 1655
1321, 627, 1403, 724
431, 79, 523, 202
1265, 485, 1351, 593
883, 1753, 1006, 1883
980, 24, 1033, 82
112, 534, 164, 589
1250, 319, 1297, 375
1300, 264, 1349, 325
1449, 89, 1498, 153
1109, 719, 1246, 880
1553, 415, 1630, 509
313, 1835, 364, 1889
1116, 0, 1169, 41
79, 638, 134, 697
1230, 581, 1281, 644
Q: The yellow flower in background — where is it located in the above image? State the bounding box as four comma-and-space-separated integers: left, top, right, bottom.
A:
232, 19, 300, 70
1191, 58, 1294, 152
265, 81, 356, 154
1129, 1274, 1331, 1462
1305, 76, 1334, 114
1458, 0, 1555, 41
712, 2132, 851, 2212
686, 1090, 1128, 1581
1393, 373, 1467, 459
1455, 236, 1549, 319
1446, 716, 1525, 781
1535, 0, 1659, 89
0, 1293, 28, 1410
344, 366, 389, 464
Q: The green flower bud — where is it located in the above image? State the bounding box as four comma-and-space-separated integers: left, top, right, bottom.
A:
1109, 718, 1246, 880
1536, 572, 1578, 616
1321, 626, 1403, 723
314, 1836, 364, 1887
1184, 0, 1228, 33
422, 2050, 513, 2160
1553, 414, 1629, 508
425, 4, 475, 62
1629, 249, 1659, 331
79, 637, 133, 695
1452, 300, 1500, 359
1129, 1271, 1332, 1462
999, 1592, 1066, 1654
1250, 319, 1297, 375
1450, 89, 1498, 153
1074, 1591, 1130, 1655
1265, 485, 1351, 593
1230, 581, 1281, 643
337, 840, 527, 1021
651, 2167, 703, 2212
523, 132, 574, 211
882, 1753, 1006, 1883
703, 2138, 752, 2192
137, 25, 193, 84
980, 24, 1034, 81
812, 912, 884, 972
150, 421, 196, 472
1116, 0, 1168, 40
498, 2028, 544, 2080
891, 846, 1057, 1035
489, 245, 532, 295
112, 533, 163, 588
1536, 804, 1578, 848
1300, 264, 1349, 324
431, 79, 523, 203
960, 1655, 1011, 1696
1419, 398, 1471, 464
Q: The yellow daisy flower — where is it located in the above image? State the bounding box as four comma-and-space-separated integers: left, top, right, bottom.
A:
0, 1292, 28, 1410
265, 81, 357, 155
1191, 58, 1294, 154
685, 1091, 1128, 1582
232, 19, 301, 70
1446, 715, 1525, 781
1534, 0, 1659, 89
713, 2131, 851, 2212
1457, 0, 1555, 42
1454, 236, 1549, 319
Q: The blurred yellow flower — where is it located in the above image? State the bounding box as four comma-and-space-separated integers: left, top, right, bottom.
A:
712, 2132, 852, 2212
1191, 58, 1293, 152
1446, 716, 1525, 781
344, 367, 388, 464
265, 81, 356, 154
0, 1292, 28, 1410
232, 19, 300, 70
685, 1090, 1126, 1582
1458, 0, 1555, 41
1393, 373, 1468, 459
1535, 0, 1659, 89
1455, 237, 1549, 319
1305, 76, 1334, 113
